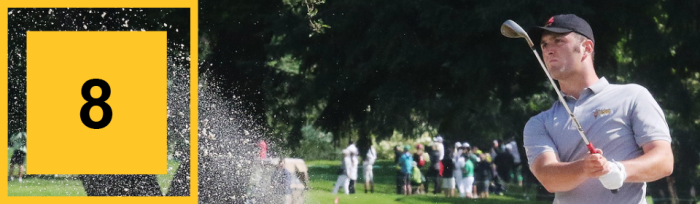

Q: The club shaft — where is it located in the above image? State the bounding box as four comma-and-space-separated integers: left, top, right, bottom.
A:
531, 48, 595, 153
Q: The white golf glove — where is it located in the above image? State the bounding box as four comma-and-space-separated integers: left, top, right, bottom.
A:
598, 161, 626, 190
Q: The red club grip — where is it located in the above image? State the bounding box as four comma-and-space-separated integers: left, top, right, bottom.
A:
587, 143, 597, 154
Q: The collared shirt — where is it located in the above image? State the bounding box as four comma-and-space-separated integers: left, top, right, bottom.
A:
524, 77, 671, 204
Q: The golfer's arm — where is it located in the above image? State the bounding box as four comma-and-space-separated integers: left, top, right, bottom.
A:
531, 151, 588, 192
620, 140, 673, 182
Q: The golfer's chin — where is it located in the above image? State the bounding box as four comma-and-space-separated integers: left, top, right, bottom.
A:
547, 68, 566, 80
546, 65, 561, 74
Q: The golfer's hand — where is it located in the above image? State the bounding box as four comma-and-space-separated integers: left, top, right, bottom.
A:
598, 161, 627, 190
583, 149, 610, 178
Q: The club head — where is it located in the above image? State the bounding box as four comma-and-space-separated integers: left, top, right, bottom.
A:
501, 20, 535, 48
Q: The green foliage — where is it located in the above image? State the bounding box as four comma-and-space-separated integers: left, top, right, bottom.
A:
376, 131, 434, 160
268, 54, 302, 75
291, 125, 338, 160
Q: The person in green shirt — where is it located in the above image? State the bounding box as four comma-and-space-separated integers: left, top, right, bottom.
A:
462, 144, 476, 198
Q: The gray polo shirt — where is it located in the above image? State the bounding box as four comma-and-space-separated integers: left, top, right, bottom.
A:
524, 77, 671, 204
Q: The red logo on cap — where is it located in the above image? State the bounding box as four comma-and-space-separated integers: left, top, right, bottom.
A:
546, 17, 554, 26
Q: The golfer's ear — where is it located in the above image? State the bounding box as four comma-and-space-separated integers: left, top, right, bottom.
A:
583, 40, 594, 58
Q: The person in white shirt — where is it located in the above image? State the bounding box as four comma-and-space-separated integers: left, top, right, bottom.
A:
332, 149, 352, 194
453, 142, 466, 197
363, 145, 377, 193
347, 150, 359, 194
346, 142, 359, 193
434, 136, 445, 160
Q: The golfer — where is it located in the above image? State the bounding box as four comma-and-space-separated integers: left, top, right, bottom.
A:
523, 14, 673, 203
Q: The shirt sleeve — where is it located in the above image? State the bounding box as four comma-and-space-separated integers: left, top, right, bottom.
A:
523, 112, 558, 168
630, 86, 672, 146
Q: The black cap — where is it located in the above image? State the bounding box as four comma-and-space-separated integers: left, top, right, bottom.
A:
528, 14, 594, 47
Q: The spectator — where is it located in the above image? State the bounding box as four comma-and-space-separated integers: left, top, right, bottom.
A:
473, 145, 482, 155
410, 161, 425, 194
441, 148, 456, 197
8, 132, 27, 182
462, 145, 476, 198
454, 142, 463, 160
505, 139, 523, 186
394, 145, 403, 164
413, 143, 427, 194
474, 153, 493, 198
489, 140, 500, 162
413, 144, 426, 168
363, 145, 377, 193
453, 143, 466, 197
426, 144, 442, 194
434, 136, 445, 160
347, 150, 359, 194
398, 145, 414, 195
332, 149, 352, 194
346, 142, 359, 194
394, 145, 403, 194
492, 139, 514, 195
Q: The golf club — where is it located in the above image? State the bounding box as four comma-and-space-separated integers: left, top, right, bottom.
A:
502, 19, 621, 194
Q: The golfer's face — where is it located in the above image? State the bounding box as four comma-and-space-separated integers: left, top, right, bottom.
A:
540, 32, 580, 80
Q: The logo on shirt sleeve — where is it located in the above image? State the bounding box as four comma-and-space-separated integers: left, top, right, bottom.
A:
593, 108, 612, 118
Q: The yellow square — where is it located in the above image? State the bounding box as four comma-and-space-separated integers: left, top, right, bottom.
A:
26, 31, 166, 174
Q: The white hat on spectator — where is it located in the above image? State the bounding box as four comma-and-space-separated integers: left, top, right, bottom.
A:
434, 136, 444, 143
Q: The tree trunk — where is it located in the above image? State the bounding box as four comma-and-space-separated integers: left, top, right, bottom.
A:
667, 176, 679, 204
357, 126, 371, 160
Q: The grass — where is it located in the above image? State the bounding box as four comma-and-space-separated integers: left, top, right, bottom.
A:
4, 150, 692, 203
7, 148, 181, 196
306, 190, 542, 204
304, 160, 677, 204
157, 160, 182, 194
304, 160, 548, 204
8, 177, 87, 196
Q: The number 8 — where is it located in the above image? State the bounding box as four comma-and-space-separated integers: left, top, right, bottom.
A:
80, 79, 113, 129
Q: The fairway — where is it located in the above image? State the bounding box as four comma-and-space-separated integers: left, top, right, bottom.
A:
304, 160, 548, 204
7, 148, 181, 197
8, 177, 86, 196
3, 149, 685, 203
